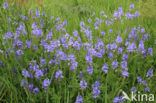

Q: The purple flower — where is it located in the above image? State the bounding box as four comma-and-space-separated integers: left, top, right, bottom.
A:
42, 79, 50, 90
108, 52, 113, 60
55, 69, 63, 79
75, 95, 83, 103
121, 71, 129, 78
68, 54, 76, 61
101, 63, 109, 73
129, 3, 134, 10
137, 77, 142, 83
118, 47, 124, 54
113, 96, 123, 103
46, 30, 53, 40
88, 18, 92, 23
87, 65, 93, 75
109, 29, 113, 33
35, 69, 43, 79
92, 88, 100, 98
127, 43, 136, 52
116, 36, 122, 43
142, 80, 147, 86
101, 31, 105, 36
112, 60, 118, 69
131, 87, 136, 93
40, 58, 46, 66
121, 61, 128, 70
25, 40, 31, 48
138, 40, 144, 50
73, 30, 78, 37
135, 11, 140, 18
4, 31, 13, 39
92, 81, 100, 89
122, 54, 128, 61
147, 47, 153, 56
80, 79, 87, 90
70, 61, 78, 71
33, 88, 39, 94
92, 81, 100, 98
28, 83, 34, 92
21, 79, 27, 86
33, 44, 38, 50
22, 69, 30, 78
3, 2, 8, 9
145, 86, 150, 92
85, 54, 92, 64
146, 69, 153, 77
111, 43, 118, 51
36, 10, 40, 17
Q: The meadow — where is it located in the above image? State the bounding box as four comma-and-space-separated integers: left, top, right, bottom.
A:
0, 0, 156, 103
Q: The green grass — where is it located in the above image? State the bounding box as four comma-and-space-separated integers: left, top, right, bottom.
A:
0, 0, 156, 103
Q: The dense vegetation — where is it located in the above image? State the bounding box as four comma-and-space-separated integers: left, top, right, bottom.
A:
0, 0, 155, 103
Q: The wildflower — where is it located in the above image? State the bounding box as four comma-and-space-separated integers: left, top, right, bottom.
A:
92, 81, 100, 98
137, 77, 142, 83
108, 52, 113, 60
46, 30, 53, 40
87, 65, 93, 75
116, 36, 122, 43
0, 61, 3, 66
85, 54, 92, 64
80, 79, 87, 90
142, 80, 147, 86
8, 18, 11, 23
101, 31, 105, 36
146, 69, 153, 77
111, 43, 117, 50
75, 95, 83, 103
121, 61, 128, 70
109, 29, 113, 34
33, 44, 38, 50
21, 79, 27, 87
122, 54, 128, 61
101, 63, 109, 73
36, 10, 40, 17
3, 2, 8, 9
113, 96, 123, 103
25, 40, 31, 48
28, 83, 34, 92
138, 40, 144, 50
55, 69, 63, 79
42, 79, 50, 90
70, 60, 78, 71
129, 3, 134, 10
118, 47, 124, 54
131, 87, 136, 93
33, 88, 39, 94
112, 60, 118, 69
88, 18, 92, 23
35, 69, 43, 79
135, 11, 140, 18
40, 58, 46, 66
4, 31, 13, 39
22, 69, 30, 78
121, 71, 129, 78
127, 42, 136, 52
73, 30, 78, 37
92, 88, 100, 98
145, 86, 150, 92
147, 47, 153, 56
